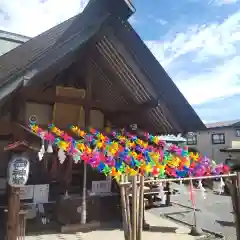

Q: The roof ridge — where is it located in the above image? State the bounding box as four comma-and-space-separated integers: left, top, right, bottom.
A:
205, 119, 240, 128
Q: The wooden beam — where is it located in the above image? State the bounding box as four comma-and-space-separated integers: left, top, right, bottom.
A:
21, 87, 117, 111
20, 86, 157, 113
21, 87, 87, 106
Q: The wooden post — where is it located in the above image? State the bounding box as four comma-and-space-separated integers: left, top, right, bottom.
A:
231, 173, 240, 240
7, 96, 25, 240
6, 146, 30, 240
81, 62, 92, 224
165, 181, 171, 206
131, 176, 137, 240
6, 186, 20, 240
137, 175, 144, 240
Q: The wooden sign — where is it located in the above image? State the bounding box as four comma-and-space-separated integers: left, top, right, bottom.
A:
8, 155, 29, 187
20, 185, 34, 200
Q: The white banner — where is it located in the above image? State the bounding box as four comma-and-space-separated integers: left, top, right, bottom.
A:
91, 180, 111, 194
33, 184, 49, 203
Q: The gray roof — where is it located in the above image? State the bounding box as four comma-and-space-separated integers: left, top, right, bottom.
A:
205, 119, 240, 129
0, 30, 30, 44
0, 0, 205, 134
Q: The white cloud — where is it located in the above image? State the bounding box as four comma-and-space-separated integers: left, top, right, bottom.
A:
212, 0, 239, 6
176, 56, 240, 104
129, 15, 138, 25
0, 0, 89, 37
146, 10, 240, 105
156, 19, 167, 25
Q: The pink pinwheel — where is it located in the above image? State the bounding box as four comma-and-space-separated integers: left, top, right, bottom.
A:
45, 132, 55, 143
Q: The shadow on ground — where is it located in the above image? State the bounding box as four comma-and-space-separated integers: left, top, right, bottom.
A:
26, 221, 122, 235
147, 226, 178, 233
216, 220, 235, 227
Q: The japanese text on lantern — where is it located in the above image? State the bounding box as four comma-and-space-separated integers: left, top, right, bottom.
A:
8, 156, 29, 187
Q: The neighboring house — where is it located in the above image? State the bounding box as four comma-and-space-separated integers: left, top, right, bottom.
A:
186, 120, 240, 163
0, 30, 30, 56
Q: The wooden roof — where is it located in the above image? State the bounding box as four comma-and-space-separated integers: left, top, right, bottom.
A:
0, 0, 205, 134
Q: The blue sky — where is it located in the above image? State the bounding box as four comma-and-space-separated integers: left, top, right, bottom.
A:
130, 0, 240, 123
0, 0, 239, 123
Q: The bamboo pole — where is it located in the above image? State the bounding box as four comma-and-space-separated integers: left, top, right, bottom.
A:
190, 179, 197, 227
81, 62, 92, 224
125, 175, 132, 240
119, 173, 236, 186
131, 176, 137, 240
136, 175, 140, 235
137, 175, 144, 240
120, 175, 129, 240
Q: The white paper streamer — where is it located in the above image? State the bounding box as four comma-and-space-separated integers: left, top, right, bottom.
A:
38, 134, 45, 161
157, 182, 165, 199
58, 149, 66, 164
218, 178, 225, 194
47, 142, 53, 153
197, 180, 206, 199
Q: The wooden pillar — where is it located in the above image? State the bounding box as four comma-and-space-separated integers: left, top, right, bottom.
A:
231, 173, 240, 240
81, 62, 92, 224
6, 186, 20, 240
6, 96, 25, 240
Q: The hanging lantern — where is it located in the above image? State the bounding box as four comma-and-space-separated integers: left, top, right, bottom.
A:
8, 155, 30, 187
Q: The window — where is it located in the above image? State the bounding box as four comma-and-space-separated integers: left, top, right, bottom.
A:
212, 133, 225, 144
187, 135, 197, 145
236, 129, 240, 137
